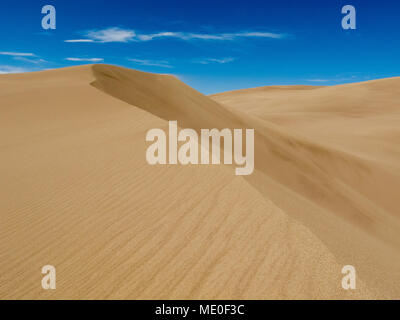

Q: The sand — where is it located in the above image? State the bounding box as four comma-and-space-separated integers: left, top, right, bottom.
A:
0, 64, 399, 299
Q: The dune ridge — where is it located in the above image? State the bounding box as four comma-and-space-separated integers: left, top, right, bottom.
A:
0, 64, 399, 298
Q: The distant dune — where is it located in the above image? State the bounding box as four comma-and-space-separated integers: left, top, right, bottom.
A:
1, 64, 399, 299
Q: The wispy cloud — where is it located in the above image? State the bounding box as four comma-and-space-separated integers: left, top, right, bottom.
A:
65, 27, 286, 43
137, 31, 284, 41
66, 57, 104, 62
137, 32, 182, 41
0, 65, 31, 74
14, 57, 47, 64
0, 52, 47, 64
0, 52, 36, 57
128, 58, 172, 68
64, 39, 95, 43
195, 57, 236, 64
87, 27, 135, 43
66, 27, 135, 43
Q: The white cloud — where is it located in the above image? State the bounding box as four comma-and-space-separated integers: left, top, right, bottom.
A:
137, 31, 285, 41
0, 52, 47, 64
14, 57, 47, 64
235, 32, 283, 39
186, 33, 228, 40
87, 27, 135, 42
0, 65, 31, 74
128, 58, 172, 68
137, 32, 182, 41
65, 27, 286, 43
66, 57, 104, 62
0, 52, 36, 57
66, 27, 135, 43
64, 39, 95, 43
196, 57, 236, 64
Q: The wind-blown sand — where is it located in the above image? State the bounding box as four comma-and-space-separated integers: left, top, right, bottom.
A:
0, 64, 399, 299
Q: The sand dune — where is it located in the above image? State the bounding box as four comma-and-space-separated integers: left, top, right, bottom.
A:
0, 64, 399, 299
212, 80, 400, 298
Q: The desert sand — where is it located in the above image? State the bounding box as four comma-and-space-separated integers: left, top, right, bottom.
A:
0, 64, 399, 299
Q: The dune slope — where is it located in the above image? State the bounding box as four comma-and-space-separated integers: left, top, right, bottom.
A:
212, 80, 400, 298
0, 64, 396, 299
94, 65, 400, 297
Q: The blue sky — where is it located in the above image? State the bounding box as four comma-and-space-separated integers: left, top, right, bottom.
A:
0, 0, 399, 94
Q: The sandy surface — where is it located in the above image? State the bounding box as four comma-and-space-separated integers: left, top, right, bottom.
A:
0, 64, 398, 299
